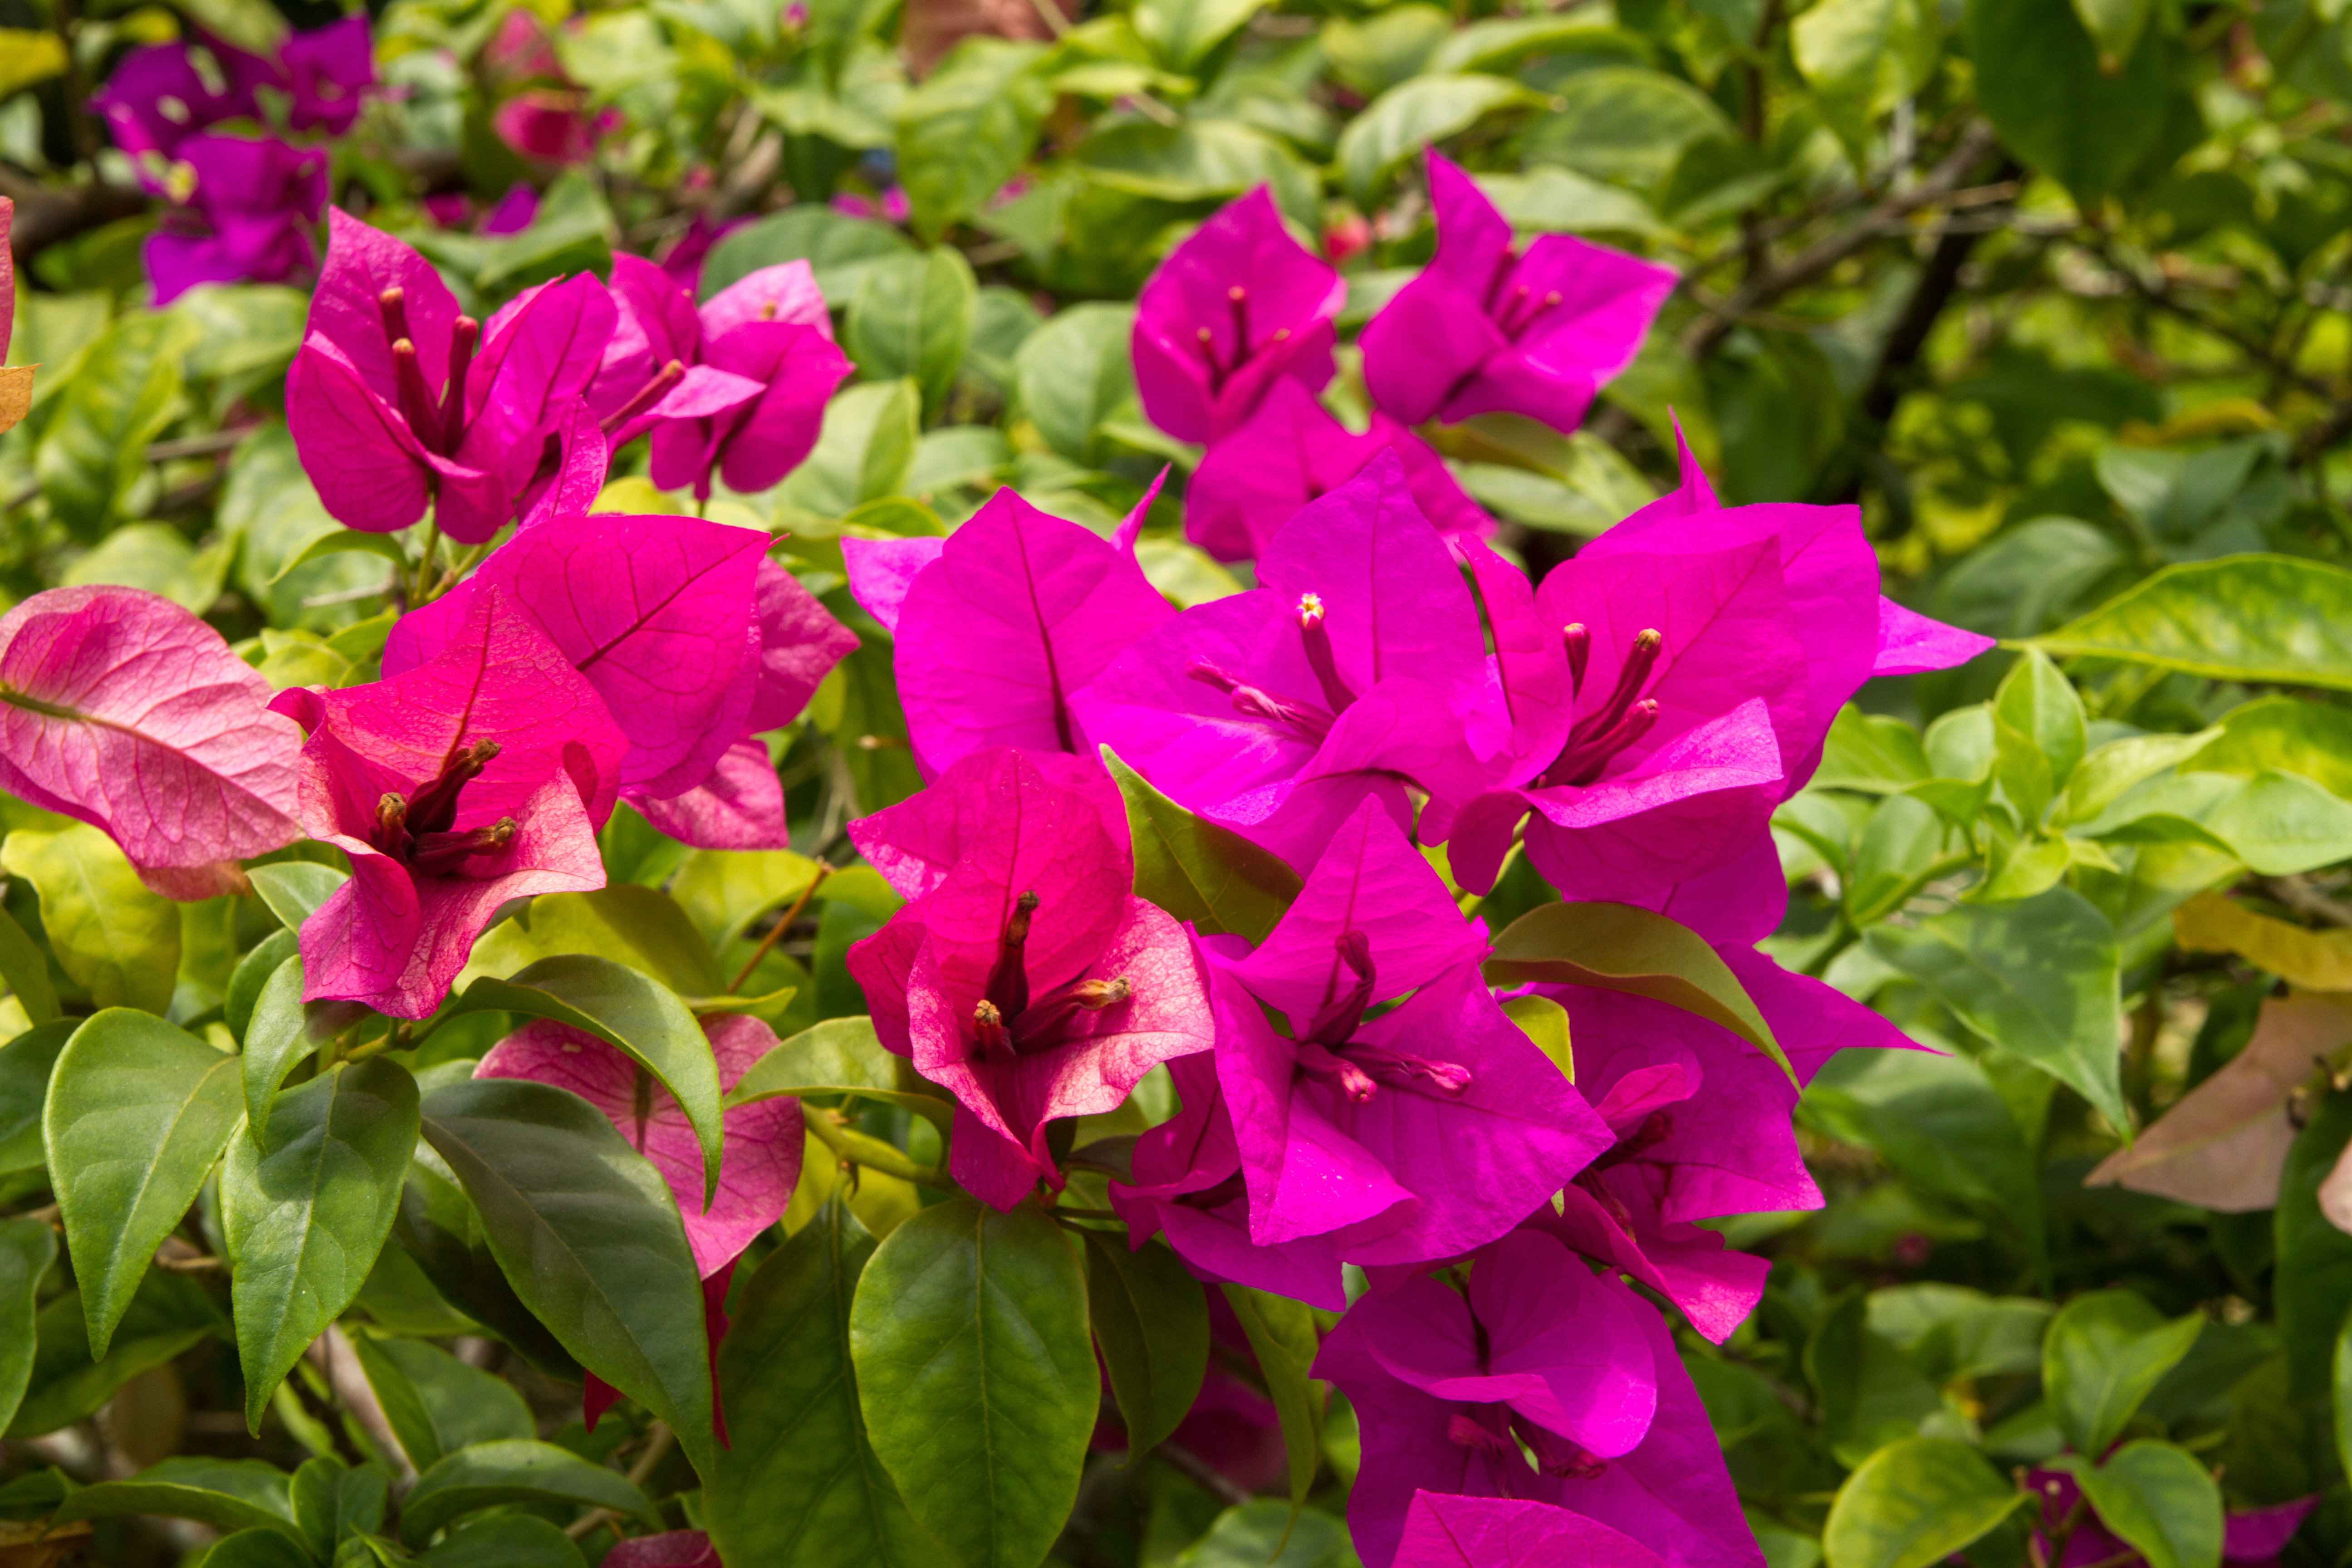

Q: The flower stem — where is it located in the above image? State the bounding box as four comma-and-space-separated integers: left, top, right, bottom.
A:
411, 517, 443, 606
805, 1111, 949, 1189
729, 862, 832, 993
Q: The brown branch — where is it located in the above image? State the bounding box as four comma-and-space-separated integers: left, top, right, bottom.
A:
1680, 121, 2002, 362
1155, 1442, 1251, 1508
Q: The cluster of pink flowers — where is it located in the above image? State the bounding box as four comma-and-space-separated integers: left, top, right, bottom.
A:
93, 17, 374, 304
0, 167, 1993, 1563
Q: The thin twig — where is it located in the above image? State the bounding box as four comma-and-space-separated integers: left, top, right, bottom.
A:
146, 428, 256, 463
564, 1424, 676, 1540
1154, 1443, 1251, 1507
2262, 875, 2352, 929
729, 862, 832, 993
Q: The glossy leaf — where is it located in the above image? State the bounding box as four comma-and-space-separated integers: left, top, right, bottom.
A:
247, 862, 351, 932
2055, 1444, 2223, 1568
1821, 1437, 2027, 1568
45, 1008, 243, 1356
351, 1333, 536, 1474
0, 905, 58, 1024
709, 1197, 930, 1568
415, 1515, 592, 1568
448, 955, 724, 1202
1865, 885, 2126, 1132
0, 1017, 73, 1174
1082, 1230, 1210, 1459
2028, 554, 2352, 691
225, 926, 301, 1042
398, 1440, 649, 1547
1, 824, 179, 1013
1484, 901, 1790, 1081
52, 1457, 304, 1544
848, 1196, 1095, 1568
2276, 1087, 2352, 1387
0, 1216, 56, 1436
1103, 747, 1300, 945
1219, 1283, 1325, 1517
417, 1076, 715, 1471
292, 1456, 390, 1561
2043, 1289, 2203, 1456
240, 953, 343, 1133
848, 249, 976, 420
1965, 0, 2164, 203
223, 1058, 421, 1430
201, 1529, 316, 1568
1012, 303, 1136, 467
465, 886, 726, 999
1993, 648, 2087, 824
897, 40, 1052, 240
1337, 74, 1539, 203
267, 529, 409, 586
1172, 1501, 1356, 1568
392, 1142, 581, 1379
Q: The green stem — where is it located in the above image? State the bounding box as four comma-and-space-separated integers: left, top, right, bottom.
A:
410, 517, 443, 606
805, 1112, 950, 1190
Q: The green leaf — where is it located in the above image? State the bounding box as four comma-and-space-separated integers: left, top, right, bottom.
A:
1520, 65, 1736, 190
0, 1216, 57, 1436
1337, 74, 1539, 205
392, 1144, 580, 1379
1132, 0, 1263, 67
727, 1015, 952, 1129
897, 40, 1052, 240
52, 1457, 304, 1544
8, 1269, 221, 1436
2042, 1289, 2203, 1456
266, 529, 409, 587
701, 206, 916, 304
2056, 730, 2222, 828
223, 1058, 421, 1431
1499, 993, 1574, 1083
201, 1528, 317, 1568
709, 1197, 930, 1568
0, 1018, 74, 1174
1013, 303, 1136, 467
241, 954, 354, 1133
2070, 0, 2153, 69
350, 1333, 535, 1474
783, 380, 921, 521
225, 927, 301, 1043
247, 862, 352, 932
1483, 902, 1790, 1081
1074, 122, 1317, 217
448, 955, 724, 1203
397, 1440, 648, 1548
417, 1077, 715, 1473
1, 824, 180, 1013
1993, 648, 2087, 823
1171, 1501, 1356, 1567
464, 885, 726, 999
2276, 1086, 2352, 1387
1102, 748, 1300, 945
1792, 0, 1940, 160
1821, 1437, 2028, 1568
45, 1009, 243, 1357
848, 1196, 1095, 1568
848, 249, 977, 421
1965, 0, 2165, 203
2054, 1444, 2223, 1568
1218, 1284, 1324, 1517
2336, 1315, 2352, 1483
2181, 695, 2352, 798
292, 1456, 390, 1561
1082, 1230, 1209, 1458
2080, 769, 2352, 876
414, 1515, 590, 1568
56, 523, 235, 617
0, 905, 59, 1025
33, 311, 186, 537
2027, 555, 2352, 691
1814, 706, 1932, 794
1803, 1293, 1944, 1468
1845, 793, 1948, 924
1864, 886, 2126, 1131
671, 850, 828, 952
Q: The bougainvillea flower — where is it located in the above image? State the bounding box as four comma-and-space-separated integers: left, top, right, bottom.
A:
1132, 186, 1343, 444
273, 16, 377, 135
748, 559, 859, 733
1208, 801, 1607, 1263
1110, 1054, 1350, 1310
845, 489, 1174, 778
845, 748, 1215, 1208
1074, 453, 1496, 869
144, 134, 328, 305
1392, 1493, 1666, 1568
1441, 532, 1802, 900
0, 587, 302, 899
384, 512, 769, 799
287, 211, 614, 541
1318, 1277, 1757, 1568
1361, 153, 1673, 432
1185, 380, 1493, 562
92, 42, 260, 161
590, 255, 852, 502
602, 1532, 723, 1568
1336, 1230, 1659, 1460
849, 748, 1121, 902
480, 1011, 804, 1276
494, 89, 616, 164
271, 589, 627, 1018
